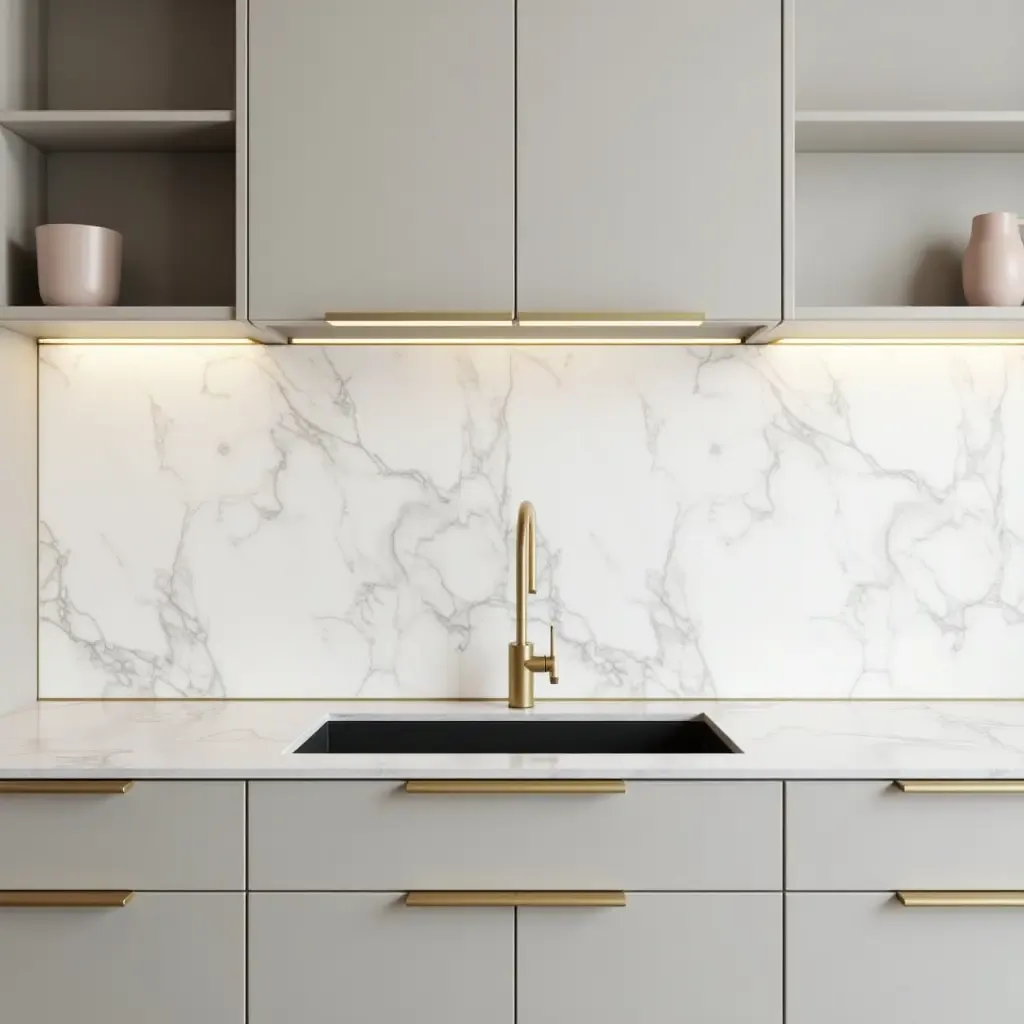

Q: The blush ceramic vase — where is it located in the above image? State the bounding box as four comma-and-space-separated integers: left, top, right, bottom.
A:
36, 223, 122, 306
962, 212, 1024, 306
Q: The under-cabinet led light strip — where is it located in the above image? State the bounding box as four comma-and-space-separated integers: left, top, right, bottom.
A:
37, 337, 257, 345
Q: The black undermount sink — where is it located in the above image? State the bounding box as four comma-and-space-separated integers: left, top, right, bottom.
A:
294, 715, 739, 755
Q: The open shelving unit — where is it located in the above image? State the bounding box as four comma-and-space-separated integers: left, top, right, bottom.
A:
766, 0, 1024, 341
0, 0, 244, 334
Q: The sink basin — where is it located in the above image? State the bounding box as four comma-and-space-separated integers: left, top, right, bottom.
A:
294, 714, 739, 755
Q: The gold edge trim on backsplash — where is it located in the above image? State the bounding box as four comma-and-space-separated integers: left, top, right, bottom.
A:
31, 696, 1024, 704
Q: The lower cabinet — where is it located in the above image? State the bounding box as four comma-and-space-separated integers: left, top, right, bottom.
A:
248, 893, 514, 1024
249, 893, 781, 1024
0, 892, 244, 1024
518, 894, 782, 1024
788, 893, 1024, 1023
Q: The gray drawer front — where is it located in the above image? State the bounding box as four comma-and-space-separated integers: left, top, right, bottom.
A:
0, 892, 244, 1024
0, 781, 245, 889
249, 780, 782, 891
789, 892, 1024, 1024
787, 781, 1024, 889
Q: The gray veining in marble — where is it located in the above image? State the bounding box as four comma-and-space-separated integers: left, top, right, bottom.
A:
39, 344, 1024, 698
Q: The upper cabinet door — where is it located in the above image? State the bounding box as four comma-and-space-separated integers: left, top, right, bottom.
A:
248, 0, 515, 323
517, 0, 782, 322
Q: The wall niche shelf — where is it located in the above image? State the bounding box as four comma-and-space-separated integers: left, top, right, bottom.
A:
796, 111, 1024, 154
757, 306, 1024, 343
0, 111, 236, 152
0, 0, 243, 321
783, 0, 1024, 338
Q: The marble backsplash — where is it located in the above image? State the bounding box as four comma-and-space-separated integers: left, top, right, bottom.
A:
39, 343, 1024, 699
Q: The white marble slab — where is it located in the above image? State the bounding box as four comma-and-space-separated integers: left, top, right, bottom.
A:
39, 344, 1024, 699
1, 699, 1023, 779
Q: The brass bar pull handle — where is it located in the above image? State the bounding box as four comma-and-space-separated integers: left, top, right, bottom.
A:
897, 891, 1024, 908
406, 891, 626, 908
894, 780, 1024, 794
0, 781, 134, 795
325, 312, 514, 327
0, 891, 135, 908
516, 312, 705, 327
404, 780, 626, 795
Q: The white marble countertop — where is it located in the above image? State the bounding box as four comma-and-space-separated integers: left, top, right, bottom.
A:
1, 699, 1024, 779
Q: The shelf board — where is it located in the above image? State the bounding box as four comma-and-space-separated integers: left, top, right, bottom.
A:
0, 111, 235, 151
755, 307, 1024, 342
0, 306, 285, 341
796, 111, 1024, 153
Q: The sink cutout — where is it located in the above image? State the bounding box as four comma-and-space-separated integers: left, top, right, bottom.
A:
294, 715, 739, 755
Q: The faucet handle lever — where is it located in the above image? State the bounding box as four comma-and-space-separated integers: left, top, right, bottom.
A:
548, 624, 559, 686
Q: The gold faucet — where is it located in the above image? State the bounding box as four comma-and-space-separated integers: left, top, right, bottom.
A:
508, 501, 559, 708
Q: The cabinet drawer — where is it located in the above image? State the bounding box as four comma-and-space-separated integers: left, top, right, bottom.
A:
249, 780, 781, 890
788, 892, 1024, 1024
0, 781, 244, 889
787, 781, 1024, 889
250, 893, 512, 1024
0, 892, 244, 1024
519, 894, 782, 1024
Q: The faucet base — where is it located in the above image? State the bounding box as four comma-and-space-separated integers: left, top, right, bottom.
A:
508, 642, 535, 709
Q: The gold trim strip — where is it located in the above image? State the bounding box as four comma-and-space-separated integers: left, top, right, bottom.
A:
325, 312, 513, 327
0, 781, 134, 795
895, 780, 1024, 794
0, 891, 135, 908
517, 312, 704, 327
897, 891, 1024, 908
406, 891, 626, 908
404, 779, 626, 795
36, 697, 1024, 704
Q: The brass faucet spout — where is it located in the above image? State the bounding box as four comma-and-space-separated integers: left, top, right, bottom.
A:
509, 501, 558, 708
516, 501, 536, 645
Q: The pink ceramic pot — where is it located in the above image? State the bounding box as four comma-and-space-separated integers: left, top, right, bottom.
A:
36, 223, 122, 306
963, 212, 1024, 307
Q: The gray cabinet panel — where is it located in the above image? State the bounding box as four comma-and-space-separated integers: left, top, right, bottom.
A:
0, 893, 244, 1024
248, 0, 514, 321
249, 780, 782, 891
517, 0, 782, 321
518, 893, 782, 1024
0, 780, 245, 889
789, 893, 1024, 1024
788, 781, 1024, 890
249, 893, 513, 1024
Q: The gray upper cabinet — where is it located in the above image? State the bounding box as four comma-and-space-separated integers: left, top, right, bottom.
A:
517, 0, 782, 323
247, 0, 515, 323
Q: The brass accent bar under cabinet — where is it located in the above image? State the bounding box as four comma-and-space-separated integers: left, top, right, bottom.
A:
404, 779, 626, 795
324, 311, 514, 327
0, 891, 135, 908
894, 780, 1024, 794
0, 780, 134, 795
405, 891, 627, 908
516, 312, 705, 327
897, 891, 1024, 908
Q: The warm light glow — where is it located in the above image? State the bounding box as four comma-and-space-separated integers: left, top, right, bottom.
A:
292, 337, 741, 346
37, 337, 257, 345
774, 337, 1024, 345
